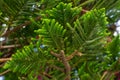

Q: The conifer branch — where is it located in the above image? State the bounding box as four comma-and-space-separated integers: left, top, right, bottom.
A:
50, 50, 83, 80
1, 8, 87, 37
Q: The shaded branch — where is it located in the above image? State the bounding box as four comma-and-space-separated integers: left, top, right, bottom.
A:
1, 16, 41, 37
0, 69, 11, 76
51, 65, 64, 73
0, 63, 4, 68
42, 72, 52, 79
1, 8, 87, 37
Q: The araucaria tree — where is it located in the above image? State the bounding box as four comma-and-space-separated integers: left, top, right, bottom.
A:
0, 0, 120, 80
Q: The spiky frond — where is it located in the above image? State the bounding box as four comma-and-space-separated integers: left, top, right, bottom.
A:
3, 42, 46, 75
107, 36, 120, 55
78, 0, 120, 22
104, 36, 120, 69
67, 8, 108, 54
35, 19, 66, 50
46, 2, 82, 26
0, 0, 38, 17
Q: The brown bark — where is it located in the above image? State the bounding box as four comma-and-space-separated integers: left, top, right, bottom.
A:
60, 50, 71, 80
0, 58, 12, 62
51, 50, 71, 80
66, 50, 83, 61
0, 44, 21, 49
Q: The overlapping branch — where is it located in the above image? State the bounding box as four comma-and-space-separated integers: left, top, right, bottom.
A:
51, 50, 83, 80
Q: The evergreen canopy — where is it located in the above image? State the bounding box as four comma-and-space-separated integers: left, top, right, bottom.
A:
0, 0, 120, 80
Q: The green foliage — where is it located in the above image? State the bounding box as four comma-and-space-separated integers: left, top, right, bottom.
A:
0, 0, 38, 17
0, 0, 40, 39
0, 52, 3, 57
3, 2, 110, 80
1, 0, 120, 80
78, 62, 101, 80
81, 8, 107, 34
35, 19, 66, 50
46, 2, 82, 26
67, 8, 108, 54
104, 36, 120, 71
107, 36, 120, 56
3, 42, 50, 80
4, 72, 20, 80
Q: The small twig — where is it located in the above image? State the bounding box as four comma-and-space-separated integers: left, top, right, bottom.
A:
80, 9, 89, 15
50, 51, 60, 58
66, 50, 78, 61
0, 63, 4, 67
66, 50, 83, 61
51, 65, 64, 73
0, 58, 12, 62
0, 69, 11, 76
42, 72, 52, 79
100, 71, 108, 80
82, 9, 88, 13
100, 71, 113, 80
0, 44, 21, 49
